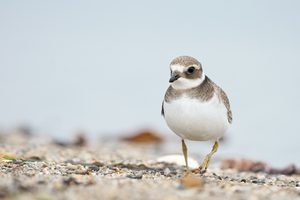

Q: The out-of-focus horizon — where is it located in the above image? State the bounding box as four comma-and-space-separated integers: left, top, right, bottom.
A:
0, 1, 300, 167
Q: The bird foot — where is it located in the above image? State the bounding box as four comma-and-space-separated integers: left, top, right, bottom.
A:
191, 166, 207, 174
191, 156, 210, 174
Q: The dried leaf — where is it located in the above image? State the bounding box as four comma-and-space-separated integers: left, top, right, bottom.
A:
220, 158, 300, 176
220, 159, 266, 172
267, 164, 298, 175
122, 130, 163, 143
180, 173, 204, 189
73, 134, 87, 147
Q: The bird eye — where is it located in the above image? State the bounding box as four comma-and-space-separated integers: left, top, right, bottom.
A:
187, 66, 195, 74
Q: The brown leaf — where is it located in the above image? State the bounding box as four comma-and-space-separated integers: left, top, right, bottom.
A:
180, 173, 204, 189
267, 164, 298, 175
220, 159, 266, 172
73, 134, 87, 147
221, 159, 300, 176
122, 130, 163, 143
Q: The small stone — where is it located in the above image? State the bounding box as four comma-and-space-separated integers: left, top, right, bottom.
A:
127, 171, 143, 179
164, 168, 171, 176
63, 177, 79, 186
127, 174, 143, 179
88, 165, 100, 172
92, 161, 104, 167
75, 169, 89, 175
66, 163, 78, 170
37, 180, 46, 184
25, 156, 43, 162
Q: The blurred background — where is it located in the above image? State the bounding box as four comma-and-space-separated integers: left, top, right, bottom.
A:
0, 0, 299, 167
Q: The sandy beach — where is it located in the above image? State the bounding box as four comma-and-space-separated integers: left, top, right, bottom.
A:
1, 131, 300, 200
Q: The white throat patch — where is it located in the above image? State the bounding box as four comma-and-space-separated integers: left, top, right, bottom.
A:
171, 73, 206, 90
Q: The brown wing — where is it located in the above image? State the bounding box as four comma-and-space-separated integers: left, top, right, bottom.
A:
219, 88, 232, 124
208, 77, 232, 124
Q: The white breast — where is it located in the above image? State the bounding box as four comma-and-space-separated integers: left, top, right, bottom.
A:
164, 94, 229, 141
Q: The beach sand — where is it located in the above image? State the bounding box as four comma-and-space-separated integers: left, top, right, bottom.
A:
0, 131, 300, 200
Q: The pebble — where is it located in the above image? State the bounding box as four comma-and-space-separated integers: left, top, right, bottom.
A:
164, 168, 171, 176
126, 171, 144, 179
126, 174, 143, 179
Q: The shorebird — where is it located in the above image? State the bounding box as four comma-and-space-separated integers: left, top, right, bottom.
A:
162, 56, 232, 173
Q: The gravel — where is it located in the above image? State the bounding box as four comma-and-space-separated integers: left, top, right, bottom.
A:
0, 132, 300, 200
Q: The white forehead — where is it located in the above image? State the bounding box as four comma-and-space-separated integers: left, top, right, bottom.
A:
170, 64, 200, 73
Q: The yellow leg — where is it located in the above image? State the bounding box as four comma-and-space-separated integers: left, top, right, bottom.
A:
198, 141, 219, 173
181, 139, 189, 171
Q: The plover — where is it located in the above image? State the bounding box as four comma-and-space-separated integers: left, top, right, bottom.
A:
162, 56, 232, 173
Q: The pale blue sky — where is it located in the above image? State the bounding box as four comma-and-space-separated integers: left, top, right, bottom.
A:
0, 1, 300, 166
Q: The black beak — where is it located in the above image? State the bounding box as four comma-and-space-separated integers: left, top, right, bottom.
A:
169, 72, 180, 83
